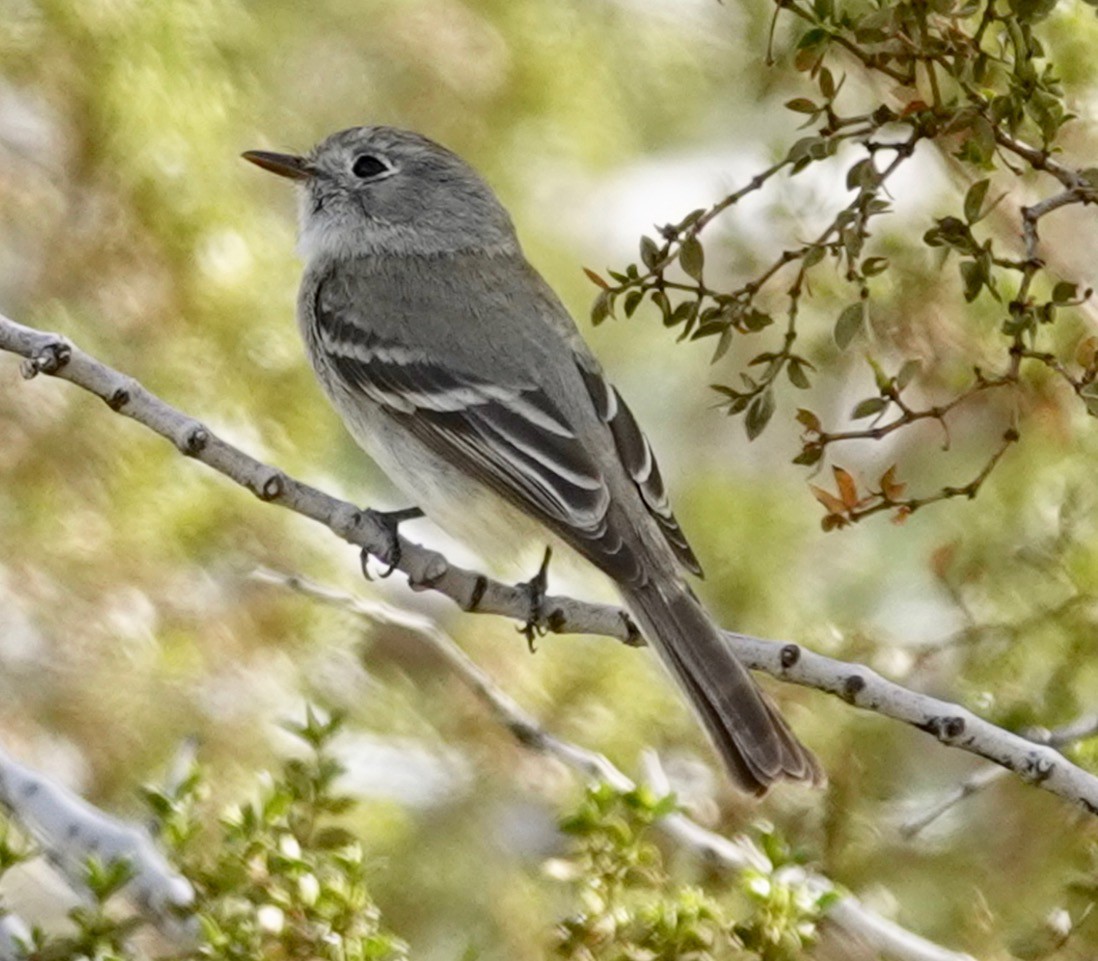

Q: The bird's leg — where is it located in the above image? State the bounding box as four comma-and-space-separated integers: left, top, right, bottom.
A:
517, 546, 553, 652
360, 507, 425, 579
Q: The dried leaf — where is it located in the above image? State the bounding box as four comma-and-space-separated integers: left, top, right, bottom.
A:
810, 484, 848, 516
879, 465, 906, 500
833, 466, 858, 509
583, 267, 609, 289
796, 408, 822, 432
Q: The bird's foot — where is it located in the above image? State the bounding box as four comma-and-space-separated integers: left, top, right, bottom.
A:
359, 507, 425, 579
517, 547, 553, 652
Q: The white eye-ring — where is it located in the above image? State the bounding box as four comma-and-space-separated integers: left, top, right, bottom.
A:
351, 154, 395, 180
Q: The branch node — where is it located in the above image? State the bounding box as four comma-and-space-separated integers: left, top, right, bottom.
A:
20, 341, 71, 379
620, 611, 644, 647
179, 425, 209, 456
842, 674, 866, 702
407, 550, 448, 590
546, 608, 567, 633
106, 386, 131, 411
921, 715, 967, 742
465, 574, 488, 612
780, 643, 801, 669
1026, 753, 1055, 784
257, 470, 285, 501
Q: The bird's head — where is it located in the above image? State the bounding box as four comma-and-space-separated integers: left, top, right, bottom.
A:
243, 126, 519, 261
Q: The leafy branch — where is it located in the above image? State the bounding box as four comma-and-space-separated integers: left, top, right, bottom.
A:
586, 0, 1098, 528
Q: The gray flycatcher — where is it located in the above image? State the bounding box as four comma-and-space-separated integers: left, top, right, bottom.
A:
243, 126, 822, 794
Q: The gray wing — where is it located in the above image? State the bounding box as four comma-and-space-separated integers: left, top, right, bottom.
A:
574, 355, 703, 578
313, 275, 648, 583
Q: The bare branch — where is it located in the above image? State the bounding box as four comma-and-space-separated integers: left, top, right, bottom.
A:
0, 742, 193, 922
256, 567, 975, 961
900, 714, 1098, 839
3, 313, 1098, 817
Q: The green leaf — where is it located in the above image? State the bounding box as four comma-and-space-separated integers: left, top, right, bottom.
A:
711, 328, 733, 363
803, 245, 826, 268
787, 360, 811, 389
745, 390, 776, 440
964, 179, 990, 223
785, 97, 818, 114
1052, 281, 1078, 304
742, 309, 773, 331
591, 290, 612, 325
960, 260, 984, 302
623, 289, 643, 317
851, 396, 887, 419
834, 303, 865, 350
639, 236, 660, 269
897, 359, 921, 390
679, 236, 705, 280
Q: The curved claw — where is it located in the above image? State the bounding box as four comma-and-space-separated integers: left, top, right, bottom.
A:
361, 507, 424, 579
517, 547, 553, 652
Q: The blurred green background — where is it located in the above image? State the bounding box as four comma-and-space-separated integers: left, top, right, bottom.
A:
4, 1, 1098, 957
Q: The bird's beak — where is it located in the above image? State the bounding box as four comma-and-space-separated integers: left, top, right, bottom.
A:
241, 150, 315, 181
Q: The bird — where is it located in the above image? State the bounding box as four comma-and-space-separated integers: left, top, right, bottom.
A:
243, 126, 822, 794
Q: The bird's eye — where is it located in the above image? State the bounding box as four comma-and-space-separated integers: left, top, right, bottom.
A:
351, 154, 389, 179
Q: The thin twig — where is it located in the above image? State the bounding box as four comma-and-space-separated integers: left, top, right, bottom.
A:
900, 714, 1098, 839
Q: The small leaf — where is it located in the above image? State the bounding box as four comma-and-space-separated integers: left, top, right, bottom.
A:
745, 390, 775, 440
960, 260, 983, 302
803, 245, 826, 268
1052, 281, 1078, 304
796, 408, 821, 432
624, 289, 644, 317
851, 396, 887, 419
742, 309, 773, 331
819, 66, 836, 99
810, 484, 847, 515
964, 179, 990, 223
785, 97, 818, 114
679, 236, 705, 280
834, 302, 865, 349
711, 328, 733, 363
793, 445, 823, 466
583, 267, 609, 289
896, 359, 921, 389
640, 236, 660, 270
880, 465, 906, 500
591, 290, 612, 325
833, 466, 858, 509
862, 256, 889, 276
787, 360, 811, 389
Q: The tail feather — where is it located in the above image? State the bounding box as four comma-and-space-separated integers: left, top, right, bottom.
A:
622, 581, 822, 795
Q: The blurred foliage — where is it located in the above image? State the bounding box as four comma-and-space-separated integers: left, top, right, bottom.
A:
4, 0, 1098, 958
0, 713, 823, 961
553, 786, 828, 961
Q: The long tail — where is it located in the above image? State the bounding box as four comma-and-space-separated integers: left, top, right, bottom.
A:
621, 580, 823, 795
